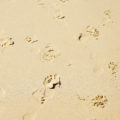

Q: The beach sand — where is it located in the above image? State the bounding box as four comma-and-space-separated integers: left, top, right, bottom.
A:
0, 0, 120, 120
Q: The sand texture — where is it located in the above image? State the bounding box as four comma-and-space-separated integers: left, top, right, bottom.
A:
0, 0, 120, 120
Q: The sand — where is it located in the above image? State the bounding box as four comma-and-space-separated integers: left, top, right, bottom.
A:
0, 0, 120, 120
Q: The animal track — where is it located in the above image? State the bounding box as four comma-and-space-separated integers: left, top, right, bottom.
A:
108, 61, 118, 76
40, 44, 60, 62
77, 9, 113, 42
25, 36, 38, 44
0, 37, 14, 47
104, 9, 111, 18
32, 74, 61, 104
90, 95, 108, 108
86, 26, 99, 39
76, 94, 108, 109
100, 9, 113, 27
77, 25, 99, 42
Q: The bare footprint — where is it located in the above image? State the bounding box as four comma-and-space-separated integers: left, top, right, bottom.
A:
40, 44, 60, 62
32, 74, 61, 104
43, 74, 61, 89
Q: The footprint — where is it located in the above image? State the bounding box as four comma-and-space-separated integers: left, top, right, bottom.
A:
108, 61, 120, 90
0, 37, 14, 47
90, 95, 108, 108
76, 94, 108, 109
32, 74, 61, 104
104, 9, 111, 19
85, 26, 99, 39
108, 61, 118, 77
77, 25, 99, 42
32, 88, 46, 104
100, 9, 113, 27
77, 9, 113, 42
25, 36, 38, 44
40, 44, 60, 62
43, 74, 61, 89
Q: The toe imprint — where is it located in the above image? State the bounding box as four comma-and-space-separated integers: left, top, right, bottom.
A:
32, 74, 61, 104
0, 37, 14, 47
43, 74, 61, 89
40, 44, 60, 62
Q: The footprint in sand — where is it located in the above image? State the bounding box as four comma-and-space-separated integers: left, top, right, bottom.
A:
25, 36, 38, 44
0, 37, 14, 48
77, 9, 113, 42
108, 61, 120, 90
32, 74, 61, 104
90, 95, 108, 108
108, 61, 118, 77
76, 94, 108, 109
40, 44, 60, 62
77, 25, 99, 42
100, 9, 113, 27
85, 26, 99, 39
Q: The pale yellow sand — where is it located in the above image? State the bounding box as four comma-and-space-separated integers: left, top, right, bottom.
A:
0, 0, 120, 120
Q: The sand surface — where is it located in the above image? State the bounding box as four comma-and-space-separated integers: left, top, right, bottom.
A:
0, 0, 120, 120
